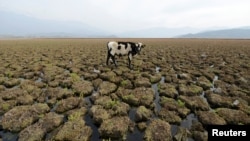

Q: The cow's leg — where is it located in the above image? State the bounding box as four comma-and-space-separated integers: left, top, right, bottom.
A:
106, 53, 110, 65
111, 55, 117, 67
128, 53, 133, 69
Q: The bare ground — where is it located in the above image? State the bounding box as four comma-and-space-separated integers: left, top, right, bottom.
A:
0, 38, 249, 141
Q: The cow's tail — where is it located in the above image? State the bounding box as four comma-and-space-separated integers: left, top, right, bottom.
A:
106, 42, 111, 51
107, 41, 109, 49
106, 41, 111, 65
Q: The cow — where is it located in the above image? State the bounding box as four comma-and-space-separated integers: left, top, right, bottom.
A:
106, 41, 145, 69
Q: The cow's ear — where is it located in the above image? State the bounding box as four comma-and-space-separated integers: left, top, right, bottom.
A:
142, 44, 146, 48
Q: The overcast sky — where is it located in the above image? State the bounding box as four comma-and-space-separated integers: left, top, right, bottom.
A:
1, 0, 249, 32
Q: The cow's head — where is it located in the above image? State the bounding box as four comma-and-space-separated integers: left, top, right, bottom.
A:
137, 42, 145, 54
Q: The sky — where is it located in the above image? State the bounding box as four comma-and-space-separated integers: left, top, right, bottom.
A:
1, 0, 250, 33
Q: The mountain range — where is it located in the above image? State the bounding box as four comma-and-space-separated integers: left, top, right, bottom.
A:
0, 11, 108, 38
178, 28, 250, 39
1, 11, 250, 38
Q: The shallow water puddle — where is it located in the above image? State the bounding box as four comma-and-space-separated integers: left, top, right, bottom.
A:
200, 91, 209, 107
35, 77, 43, 83
210, 75, 219, 92
84, 114, 100, 141
171, 113, 197, 141
93, 68, 100, 74
0, 131, 18, 141
160, 76, 165, 83
152, 83, 161, 114
180, 113, 198, 129
126, 126, 144, 141
155, 66, 161, 73
152, 76, 165, 114
50, 102, 59, 112
127, 108, 144, 140
128, 107, 137, 121
83, 94, 100, 140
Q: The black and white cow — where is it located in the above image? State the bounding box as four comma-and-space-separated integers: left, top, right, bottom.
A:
106, 41, 145, 69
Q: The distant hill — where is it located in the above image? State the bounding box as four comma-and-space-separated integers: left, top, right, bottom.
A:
178, 28, 250, 39
0, 11, 110, 38
118, 27, 202, 38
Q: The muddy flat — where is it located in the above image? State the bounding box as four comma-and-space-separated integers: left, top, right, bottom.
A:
0, 38, 249, 141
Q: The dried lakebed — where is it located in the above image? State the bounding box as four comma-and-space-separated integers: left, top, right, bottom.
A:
0, 38, 250, 141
